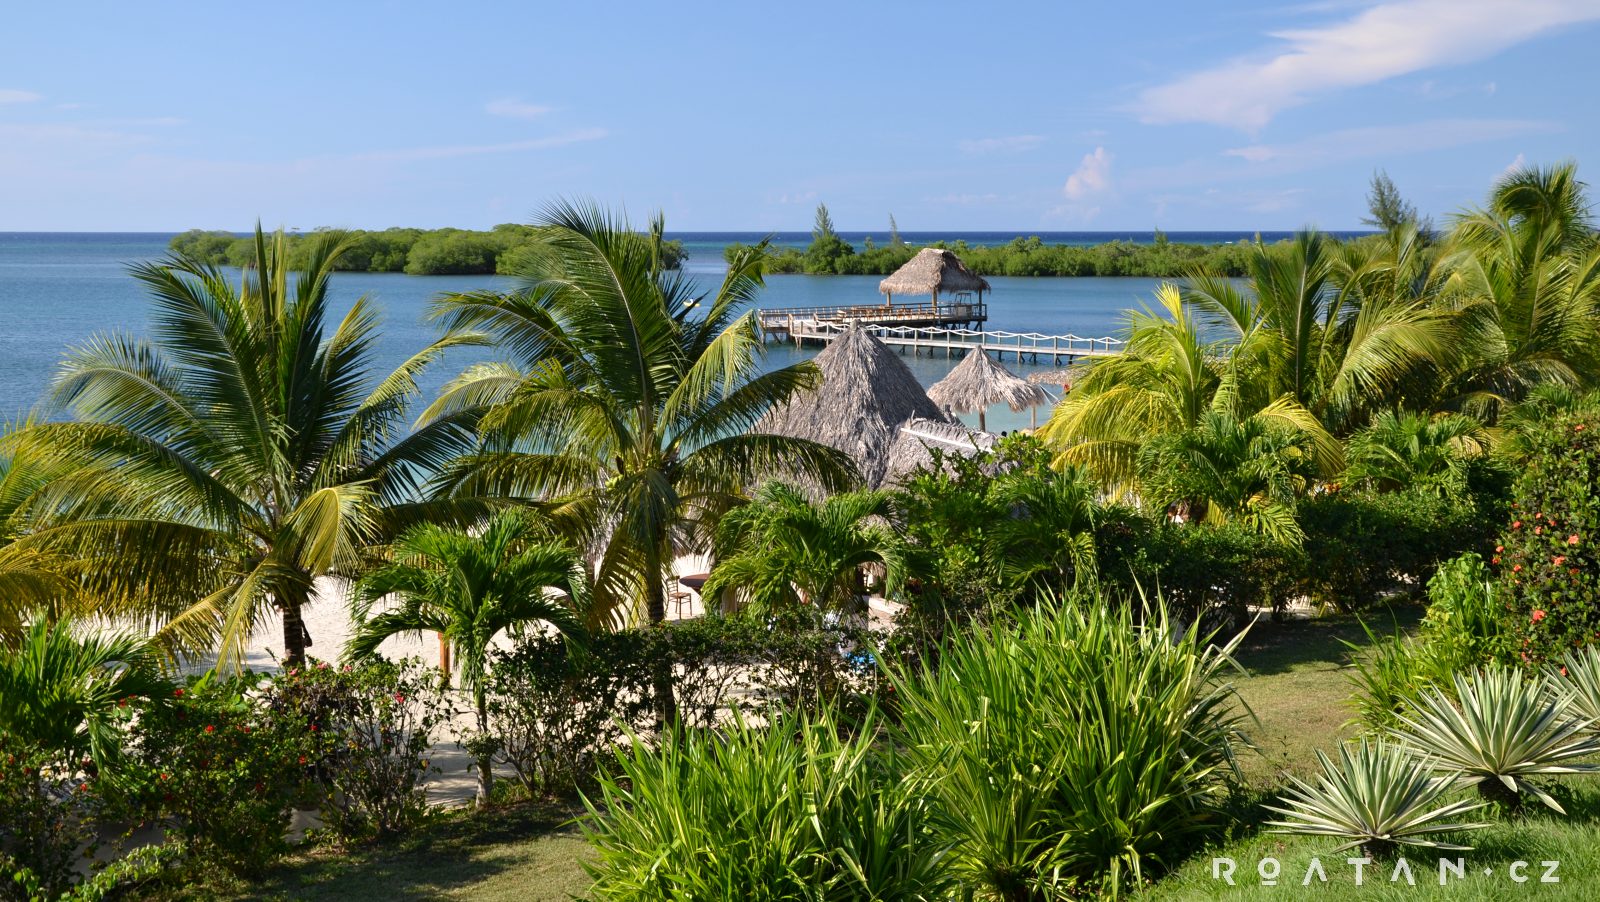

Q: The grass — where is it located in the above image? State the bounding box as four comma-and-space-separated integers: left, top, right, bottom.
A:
139, 801, 593, 901
143, 604, 1600, 899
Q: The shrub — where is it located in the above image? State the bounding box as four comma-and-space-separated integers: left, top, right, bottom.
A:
581, 708, 947, 901
1391, 667, 1600, 812
488, 617, 875, 796
890, 598, 1249, 896
1498, 409, 1600, 662
1265, 739, 1488, 859
263, 659, 443, 840
123, 674, 321, 877
0, 736, 97, 901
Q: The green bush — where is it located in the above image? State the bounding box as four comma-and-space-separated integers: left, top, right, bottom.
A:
1498, 410, 1600, 662
890, 598, 1249, 896
0, 736, 97, 901
581, 708, 945, 900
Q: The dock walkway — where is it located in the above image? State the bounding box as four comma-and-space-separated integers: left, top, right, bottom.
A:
762, 318, 1124, 365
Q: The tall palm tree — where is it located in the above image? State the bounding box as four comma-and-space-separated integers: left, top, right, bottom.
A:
424, 202, 854, 633
1440, 161, 1600, 419
12, 228, 482, 665
702, 482, 905, 618
347, 510, 585, 805
0, 616, 171, 770
1039, 284, 1339, 496
0, 433, 80, 644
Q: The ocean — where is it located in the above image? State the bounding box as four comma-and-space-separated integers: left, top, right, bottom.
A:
0, 231, 1269, 433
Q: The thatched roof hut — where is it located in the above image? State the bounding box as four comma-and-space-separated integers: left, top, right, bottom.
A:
758, 324, 953, 488
885, 417, 996, 485
927, 350, 1051, 431
1026, 364, 1091, 387
879, 248, 991, 302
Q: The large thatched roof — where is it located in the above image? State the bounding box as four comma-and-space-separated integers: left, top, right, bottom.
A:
927, 350, 1051, 413
885, 417, 996, 485
758, 324, 953, 488
879, 248, 991, 298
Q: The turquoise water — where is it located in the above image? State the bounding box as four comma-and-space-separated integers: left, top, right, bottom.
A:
0, 232, 1180, 432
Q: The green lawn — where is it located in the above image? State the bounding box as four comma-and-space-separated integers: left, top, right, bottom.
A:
147, 606, 1600, 899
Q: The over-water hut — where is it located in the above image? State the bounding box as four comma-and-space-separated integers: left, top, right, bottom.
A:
884, 417, 996, 485
927, 349, 1051, 431
758, 324, 953, 488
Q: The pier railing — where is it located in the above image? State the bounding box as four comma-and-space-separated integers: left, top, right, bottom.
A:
757, 299, 986, 329
772, 319, 1125, 364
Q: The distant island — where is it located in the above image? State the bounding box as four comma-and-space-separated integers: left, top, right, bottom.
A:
169, 225, 688, 276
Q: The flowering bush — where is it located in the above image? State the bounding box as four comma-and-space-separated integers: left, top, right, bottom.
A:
1498, 409, 1600, 662
0, 735, 97, 901
263, 659, 443, 840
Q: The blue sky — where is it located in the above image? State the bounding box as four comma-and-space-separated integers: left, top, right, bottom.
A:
2, 0, 1597, 232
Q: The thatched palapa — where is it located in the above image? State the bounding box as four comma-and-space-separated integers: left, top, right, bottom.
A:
758, 324, 952, 488
1026, 364, 1090, 387
926, 350, 1050, 431
879, 248, 991, 301
885, 417, 996, 485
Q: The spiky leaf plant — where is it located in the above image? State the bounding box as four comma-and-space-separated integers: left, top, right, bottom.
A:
1266, 739, 1488, 859
1392, 667, 1600, 812
1548, 645, 1600, 731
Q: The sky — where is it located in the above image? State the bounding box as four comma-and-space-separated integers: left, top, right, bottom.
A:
2, 0, 1598, 232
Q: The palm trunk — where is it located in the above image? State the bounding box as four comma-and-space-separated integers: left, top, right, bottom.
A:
645, 541, 678, 729
281, 584, 311, 666
475, 689, 492, 807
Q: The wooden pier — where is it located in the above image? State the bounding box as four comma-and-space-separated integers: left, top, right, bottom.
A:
762, 318, 1125, 366
757, 298, 987, 334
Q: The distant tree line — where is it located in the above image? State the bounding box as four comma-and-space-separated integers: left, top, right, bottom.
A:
170, 224, 686, 276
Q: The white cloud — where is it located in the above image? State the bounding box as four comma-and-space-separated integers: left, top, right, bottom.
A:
1222, 118, 1555, 167
349, 128, 608, 163
958, 135, 1045, 155
1500, 152, 1528, 176
485, 98, 553, 119
1135, 0, 1600, 130
0, 89, 41, 104
1063, 146, 1113, 200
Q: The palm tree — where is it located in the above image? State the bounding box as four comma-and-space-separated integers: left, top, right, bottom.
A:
347, 510, 585, 805
1344, 409, 1489, 496
424, 202, 853, 720
1040, 284, 1339, 496
988, 461, 1101, 594
0, 616, 171, 770
702, 482, 904, 618
0, 433, 80, 643
12, 228, 482, 665
1440, 161, 1600, 419
1136, 410, 1316, 544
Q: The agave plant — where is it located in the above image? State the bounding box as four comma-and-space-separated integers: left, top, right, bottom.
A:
1266, 739, 1488, 859
1548, 645, 1600, 731
1392, 667, 1600, 812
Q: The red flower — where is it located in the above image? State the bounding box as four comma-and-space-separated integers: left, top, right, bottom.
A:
1569, 534, 1581, 546
173, 688, 185, 698
1535, 526, 1543, 535
309, 724, 318, 732
297, 756, 307, 765
1578, 424, 1588, 432
1555, 555, 1567, 566
159, 773, 169, 781
1532, 609, 1547, 623
78, 782, 88, 792
1492, 556, 1502, 564
394, 694, 406, 704
1514, 564, 1523, 573
204, 725, 215, 734
1513, 520, 1523, 529
1496, 545, 1504, 553
1537, 512, 1545, 519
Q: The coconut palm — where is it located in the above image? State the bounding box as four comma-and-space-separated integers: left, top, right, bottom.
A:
348, 509, 586, 805
702, 482, 904, 618
0, 434, 80, 644
424, 202, 854, 635
1439, 161, 1600, 419
1344, 409, 1489, 495
0, 616, 171, 770
11, 228, 482, 665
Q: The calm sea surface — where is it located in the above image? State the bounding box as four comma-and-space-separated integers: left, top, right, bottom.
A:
0, 232, 1283, 432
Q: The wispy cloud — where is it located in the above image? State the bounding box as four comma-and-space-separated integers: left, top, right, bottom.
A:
1063, 146, 1113, 200
1222, 118, 1556, 166
1135, 0, 1600, 130
485, 98, 553, 119
349, 128, 608, 163
958, 135, 1045, 155
0, 89, 41, 104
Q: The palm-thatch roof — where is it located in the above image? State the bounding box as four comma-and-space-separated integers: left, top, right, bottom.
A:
879, 248, 991, 299
885, 417, 996, 485
928, 351, 1051, 414
1026, 364, 1092, 387
758, 324, 953, 488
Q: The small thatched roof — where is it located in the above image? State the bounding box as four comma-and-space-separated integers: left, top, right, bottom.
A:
927, 350, 1051, 413
1025, 363, 1092, 386
885, 417, 996, 484
879, 248, 991, 298
758, 324, 953, 488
